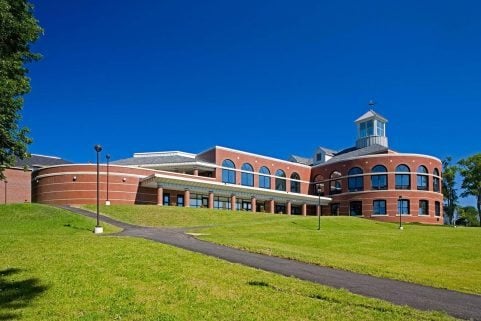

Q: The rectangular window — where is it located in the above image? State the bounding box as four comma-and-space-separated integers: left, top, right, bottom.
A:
330, 203, 340, 215
189, 193, 202, 208
397, 199, 410, 215
367, 120, 374, 136
376, 121, 384, 136
395, 174, 410, 189
371, 174, 387, 190
419, 200, 429, 215
417, 175, 428, 190
348, 177, 364, 192
350, 201, 362, 216
275, 204, 286, 214
177, 194, 184, 207
373, 200, 386, 215
316, 153, 323, 161
433, 177, 440, 192
360, 122, 367, 137
435, 201, 441, 216
214, 196, 230, 210
163, 193, 170, 206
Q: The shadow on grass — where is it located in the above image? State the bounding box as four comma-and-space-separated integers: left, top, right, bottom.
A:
0, 268, 48, 320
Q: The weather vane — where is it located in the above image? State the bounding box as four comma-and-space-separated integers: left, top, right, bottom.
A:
368, 99, 376, 108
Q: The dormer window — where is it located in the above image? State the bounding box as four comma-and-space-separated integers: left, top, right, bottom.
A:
316, 153, 323, 161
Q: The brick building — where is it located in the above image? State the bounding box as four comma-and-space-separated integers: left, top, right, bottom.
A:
11, 110, 444, 224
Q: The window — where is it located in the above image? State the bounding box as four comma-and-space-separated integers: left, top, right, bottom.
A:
190, 193, 202, 208
275, 169, 286, 191
395, 164, 411, 189
316, 153, 323, 161
376, 121, 385, 136
290, 172, 301, 193
367, 120, 374, 136
373, 200, 386, 215
241, 163, 254, 186
397, 199, 410, 215
371, 165, 387, 190
313, 174, 324, 195
433, 168, 440, 192
419, 200, 429, 215
348, 167, 364, 192
350, 201, 362, 216
177, 194, 184, 207
222, 159, 236, 184
417, 166, 429, 190
275, 203, 286, 214
435, 201, 441, 216
163, 193, 170, 206
330, 171, 342, 195
360, 122, 367, 138
330, 203, 340, 215
259, 166, 271, 189
214, 196, 231, 210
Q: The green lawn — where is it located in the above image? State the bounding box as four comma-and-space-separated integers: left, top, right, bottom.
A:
0, 204, 455, 320
88, 205, 481, 295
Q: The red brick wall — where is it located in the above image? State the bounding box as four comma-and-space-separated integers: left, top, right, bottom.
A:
32, 165, 158, 205
212, 147, 311, 194
311, 154, 443, 224
0, 168, 32, 204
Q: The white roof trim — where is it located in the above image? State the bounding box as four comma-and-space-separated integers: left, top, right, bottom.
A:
133, 151, 196, 158
312, 153, 441, 168
208, 146, 312, 168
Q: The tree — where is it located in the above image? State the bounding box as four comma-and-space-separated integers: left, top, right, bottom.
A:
0, 0, 42, 179
442, 157, 458, 224
457, 206, 480, 227
458, 153, 481, 225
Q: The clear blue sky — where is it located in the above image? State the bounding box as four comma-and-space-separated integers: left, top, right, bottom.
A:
25, 1, 480, 203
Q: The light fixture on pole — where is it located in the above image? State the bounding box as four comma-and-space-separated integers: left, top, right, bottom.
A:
94, 144, 103, 234
105, 154, 111, 206
4, 180, 7, 204
398, 195, 403, 230
316, 183, 323, 230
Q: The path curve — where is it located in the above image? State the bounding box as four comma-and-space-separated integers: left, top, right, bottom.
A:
58, 205, 481, 321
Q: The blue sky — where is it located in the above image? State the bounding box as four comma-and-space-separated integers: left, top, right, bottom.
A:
25, 1, 480, 203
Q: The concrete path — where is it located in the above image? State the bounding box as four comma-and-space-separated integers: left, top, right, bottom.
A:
59, 205, 481, 321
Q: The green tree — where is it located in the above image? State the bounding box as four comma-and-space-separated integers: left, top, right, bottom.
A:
457, 206, 480, 227
0, 0, 42, 179
442, 157, 458, 224
458, 153, 481, 224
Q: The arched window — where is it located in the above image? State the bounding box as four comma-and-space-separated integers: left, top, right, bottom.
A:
222, 159, 236, 184
241, 163, 254, 186
313, 174, 325, 195
290, 172, 301, 193
330, 171, 342, 195
395, 164, 410, 189
259, 166, 271, 189
417, 165, 428, 190
433, 168, 440, 192
348, 167, 364, 192
371, 165, 387, 190
275, 169, 286, 191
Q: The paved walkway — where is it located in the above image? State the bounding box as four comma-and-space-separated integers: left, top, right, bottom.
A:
59, 205, 481, 321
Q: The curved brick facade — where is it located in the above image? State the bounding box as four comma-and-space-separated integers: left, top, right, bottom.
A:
311, 153, 443, 224
32, 164, 159, 205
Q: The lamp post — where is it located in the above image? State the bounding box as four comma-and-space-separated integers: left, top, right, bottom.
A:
316, 183, 323, 230
94, 144, 103, 234
105, 154, 110, 206
398, 195, 403, 230
4, 180, 7, 204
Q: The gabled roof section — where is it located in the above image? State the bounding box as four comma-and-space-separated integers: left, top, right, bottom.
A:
317, 146, 337, 155
14, 154, 72, 169
354, 109, 388, 123
325, 144, 390, 164
288, 155, 313, 166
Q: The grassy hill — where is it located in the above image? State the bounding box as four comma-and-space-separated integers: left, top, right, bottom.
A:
88, 205, 481, 295
0, 203, 455, 320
